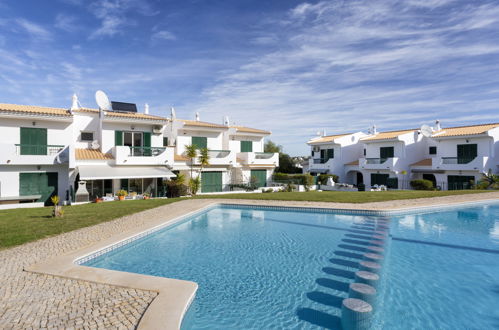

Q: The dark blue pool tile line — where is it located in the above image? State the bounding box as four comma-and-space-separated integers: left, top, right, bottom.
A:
392, 237, 499, 255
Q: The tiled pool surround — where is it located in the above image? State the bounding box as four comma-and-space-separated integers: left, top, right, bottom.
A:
24, 194, 499, 330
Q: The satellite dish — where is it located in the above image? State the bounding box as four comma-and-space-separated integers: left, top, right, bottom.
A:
95, 90, 112, 110
420, 124, 433, 137
91, 140, 100, 150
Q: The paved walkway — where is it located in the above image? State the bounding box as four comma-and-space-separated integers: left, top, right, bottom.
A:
0, 192, 498, 329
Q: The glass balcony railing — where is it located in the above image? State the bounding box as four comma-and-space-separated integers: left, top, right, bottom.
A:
313, 158, 327, 164
255, 152, 275, 159
208, 150, 231, 158
129, 146, 166, 157
365, 157, 389, 164
16, 144, 65, 156
441, 157, 475, 164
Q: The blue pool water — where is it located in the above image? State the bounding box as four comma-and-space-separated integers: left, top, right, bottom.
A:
83, 203, 499, 329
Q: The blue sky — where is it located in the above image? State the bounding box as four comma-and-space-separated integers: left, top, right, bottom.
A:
1, 0, 499, 155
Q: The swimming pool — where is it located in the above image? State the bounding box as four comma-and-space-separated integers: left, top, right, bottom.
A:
82, 203, 499, 329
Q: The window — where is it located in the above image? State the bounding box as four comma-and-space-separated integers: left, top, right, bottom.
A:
380, 146, 394, 159
457, 144, 477, 164
320, 148, 334, 162
81, 132, 94, 141
363, 148, 366, 156
20, 127, 47, 155
192, 136, 208, 149
429, 146, 437, 155
163, 137, 169, 147
241, 141, 253, 152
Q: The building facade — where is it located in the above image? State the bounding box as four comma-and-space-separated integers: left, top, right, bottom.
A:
0, 98, 278, 208
307, 122, 499, 190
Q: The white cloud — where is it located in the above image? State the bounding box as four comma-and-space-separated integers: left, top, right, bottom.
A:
151, 30, 176, 42
187, 0, 499, 154
15, 18, 52, 40
88, 0, 159, 39
54, 13, 77, 32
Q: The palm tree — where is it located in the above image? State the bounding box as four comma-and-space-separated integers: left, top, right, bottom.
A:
481, 169, 499, 189
185, 144, 198, 178
198, 148, 210, 171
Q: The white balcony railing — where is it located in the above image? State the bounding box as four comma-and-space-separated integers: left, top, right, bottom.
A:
435, 156, 486, 171
114, 146, 174, 165
237, 152, 279, 166
0, 143, 69, 165
360, 157, 398, 169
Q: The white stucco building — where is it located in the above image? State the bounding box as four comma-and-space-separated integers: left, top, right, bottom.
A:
307, 122, 499, 190
0, 97, 278, 208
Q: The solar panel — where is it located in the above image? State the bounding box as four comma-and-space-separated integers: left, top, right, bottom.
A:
111, 101, 137, 112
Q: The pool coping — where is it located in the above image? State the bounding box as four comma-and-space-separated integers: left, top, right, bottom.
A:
24, 194, 499, 329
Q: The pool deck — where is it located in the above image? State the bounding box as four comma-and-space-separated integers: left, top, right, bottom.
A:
1, 191, 498, 329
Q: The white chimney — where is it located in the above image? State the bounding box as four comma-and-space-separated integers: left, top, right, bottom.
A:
322, 129, 326, 137
435, 120, 441, 131
170, 107, 176, 120
70, 93, 81, 112
223, 116, 230, 126
195, 112, 200, 121
144, 103, 149, 114
372, 124, 377, 135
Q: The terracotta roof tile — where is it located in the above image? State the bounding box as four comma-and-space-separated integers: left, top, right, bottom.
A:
308, 133, 351, 144
0, 103, 71, 117
411, 158, 432, 166
361, 129, 416, 142
75, 107, 167, 121
180, 119, 228, 129
432, 123, 499, 138
231, 125, 271, 135
76, 149, 113, 160
174, 154, 189, 161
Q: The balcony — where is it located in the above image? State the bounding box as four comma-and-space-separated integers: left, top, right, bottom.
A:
237, 152, 279, 166
0, 144, 69, 165
114, 146, 174, 165
436, 156, 486, 171
206, 149, 236, 166
360, 157, 398, 170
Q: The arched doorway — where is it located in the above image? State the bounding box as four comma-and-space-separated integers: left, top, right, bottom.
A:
423, 174, 437, 188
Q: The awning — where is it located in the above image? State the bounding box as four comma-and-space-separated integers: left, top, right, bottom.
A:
78, 165, 175, 180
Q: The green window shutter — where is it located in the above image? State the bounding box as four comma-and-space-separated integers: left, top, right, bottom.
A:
192, 136, 207, 149
457, 144, 477, 164
143, 132, 151, 147
320, 149, 326, 161
201, 171, 222, 192
115, 131, 123, 146
241, 141, 252, 152
20, 128, 47, 155
250, 170, 267, 188
163, 137, 169, 147
380, 147, 394, 159
327, 149, 334, 160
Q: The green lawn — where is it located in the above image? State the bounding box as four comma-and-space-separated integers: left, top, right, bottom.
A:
196, 189, 491, 203
0, 190, 493, 250
0, 198, 180, 250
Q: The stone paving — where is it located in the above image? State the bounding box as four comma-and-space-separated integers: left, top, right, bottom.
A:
1, 192, 498, 329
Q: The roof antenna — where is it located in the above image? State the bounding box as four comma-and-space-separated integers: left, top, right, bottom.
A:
70, 93, 81, 113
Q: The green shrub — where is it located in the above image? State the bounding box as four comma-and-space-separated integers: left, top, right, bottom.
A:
189, 177, 201, 195
284, 183, 295, 192
410, 179, 434, 190
166, 176, 188, 197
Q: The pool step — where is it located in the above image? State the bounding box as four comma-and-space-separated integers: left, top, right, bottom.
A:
339, 217, 391, 330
